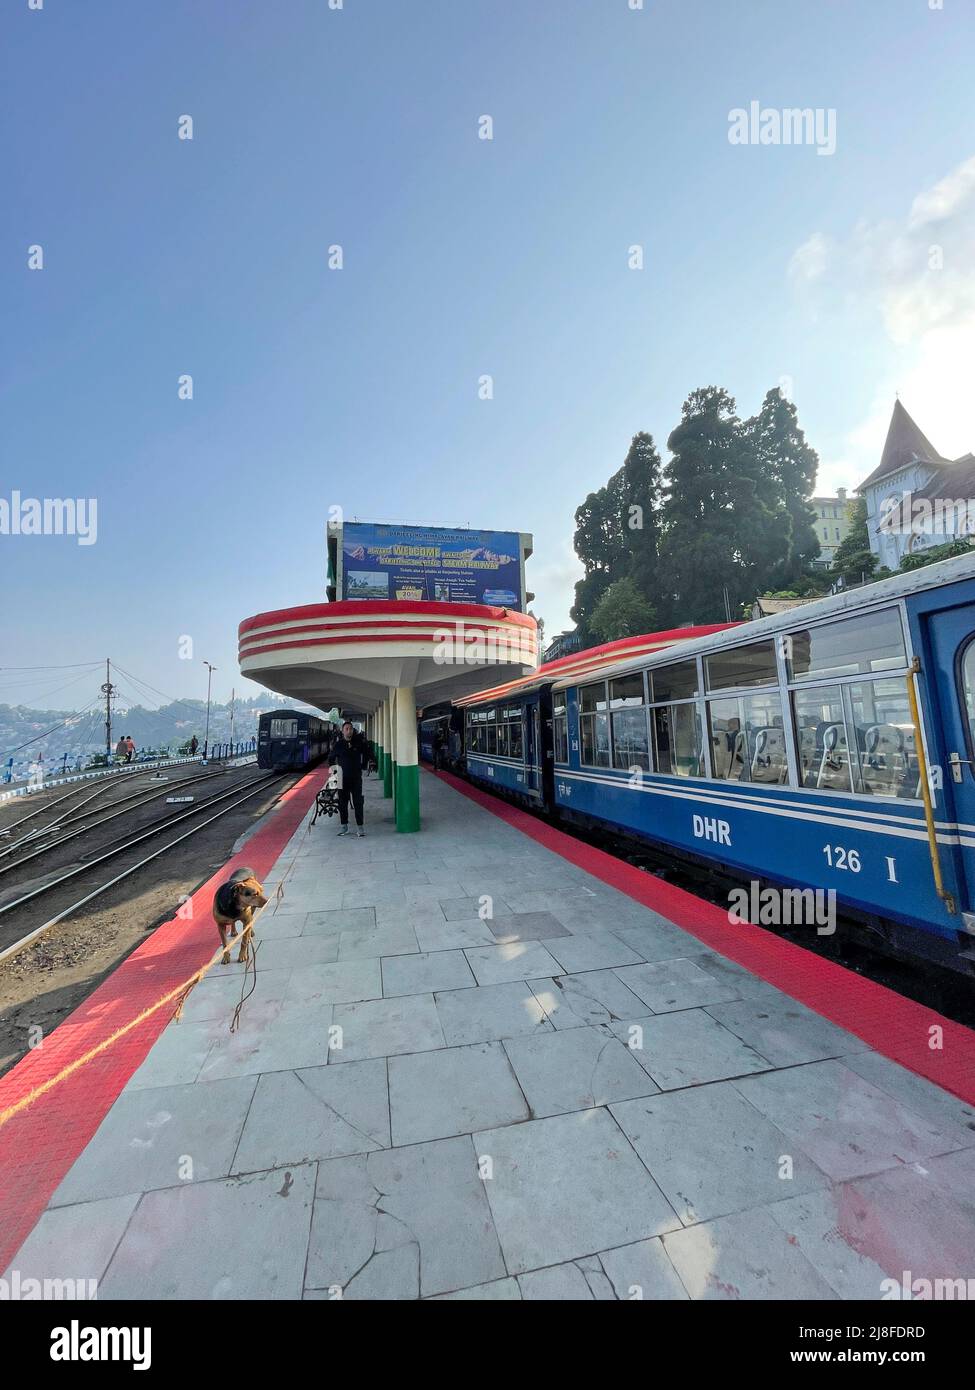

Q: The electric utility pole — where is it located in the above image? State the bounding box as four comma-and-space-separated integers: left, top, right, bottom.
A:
101, 658, 116, 756
203, 661, 217, 760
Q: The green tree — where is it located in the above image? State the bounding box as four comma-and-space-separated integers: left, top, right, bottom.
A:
589, 577, 657, 644
744, 388, 821, 583
830, 497, 878, 585
657, 387, 788, 623
899, 537, 973, 572
571, 431, 662, 641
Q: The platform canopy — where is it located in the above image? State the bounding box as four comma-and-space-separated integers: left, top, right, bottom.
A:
238, 599, 538, 832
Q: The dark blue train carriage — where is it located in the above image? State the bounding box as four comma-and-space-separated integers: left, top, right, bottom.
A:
257, 709, 329, 771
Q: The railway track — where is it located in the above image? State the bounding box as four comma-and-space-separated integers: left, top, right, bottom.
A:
0, 772, 293, 963
0, 765, 255, 870
0, 764, 168, 840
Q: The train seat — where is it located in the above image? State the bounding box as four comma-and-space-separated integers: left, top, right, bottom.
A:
797, 726, 819, 785
862, 722, 907, 796
751, 725, 787, 783
710, 724, 744, 780
817, 722, 853, 791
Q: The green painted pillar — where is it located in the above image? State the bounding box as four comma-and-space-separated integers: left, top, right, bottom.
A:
382, 697, 393, 798
390, 689, 397, 807
369, 713, 380, 777
394, 684, 419, 833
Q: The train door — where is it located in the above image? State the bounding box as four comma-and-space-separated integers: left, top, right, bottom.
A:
524, 699, 540, 795
268, 715, 299, 769
924, 603, 975, 922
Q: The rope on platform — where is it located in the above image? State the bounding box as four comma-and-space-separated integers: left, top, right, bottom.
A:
0, 803, 318, 1131
0, 938, 231, 1132
229, 931, 260, 1033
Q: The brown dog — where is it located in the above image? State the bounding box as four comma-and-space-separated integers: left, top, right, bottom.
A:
212, 866, 268, 964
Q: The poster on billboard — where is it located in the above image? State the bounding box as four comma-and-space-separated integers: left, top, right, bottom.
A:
341, 523, 526, 610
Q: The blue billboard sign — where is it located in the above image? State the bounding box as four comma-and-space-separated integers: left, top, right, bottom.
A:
341, 523, 525, 610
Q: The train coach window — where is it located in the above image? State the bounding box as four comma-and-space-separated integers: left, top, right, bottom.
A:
706, 642, 777, 691
579, 682, 611, 767
553, 699, 569, 763
649, 660, 698, 703
707, 693, 785, 783
785, 608, 906, 682
847, 680, 916, 798
962, 641, 975, 748
610, 673, 645, 707
792, 686, 850, 790
612, 708, 650, 771
580, 714, 611, 767
579, 682, 608, 713
270, 718, 298, 739
653, 704, 702, 778
510, 720, 524, 759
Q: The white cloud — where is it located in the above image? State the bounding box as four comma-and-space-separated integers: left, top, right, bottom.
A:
792, 153, 975, 488
908, 154, 975, 231
528, 536, 582, 637
788, 231, 832, 285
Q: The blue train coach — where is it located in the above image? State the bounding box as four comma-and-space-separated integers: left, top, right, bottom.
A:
257, 709, 329, 771
452, 554, 975, 975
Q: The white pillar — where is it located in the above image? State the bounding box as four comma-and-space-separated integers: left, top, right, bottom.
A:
394, 684, 419, 832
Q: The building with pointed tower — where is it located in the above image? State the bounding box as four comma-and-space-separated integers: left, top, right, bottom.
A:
856, 400, 975, 570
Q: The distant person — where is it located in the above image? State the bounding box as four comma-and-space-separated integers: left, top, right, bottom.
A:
124, 736, 136, 763
189, 735, 199, 756
115, 736, 127, 761
330, 720, 366, 837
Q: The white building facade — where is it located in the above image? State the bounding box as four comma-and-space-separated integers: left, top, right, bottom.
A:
857, 401, 975, 570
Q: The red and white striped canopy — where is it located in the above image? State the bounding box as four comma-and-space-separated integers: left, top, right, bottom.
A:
238, 600, 538, 716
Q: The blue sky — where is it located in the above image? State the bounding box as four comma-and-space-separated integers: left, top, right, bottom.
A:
3, 0, 974, 711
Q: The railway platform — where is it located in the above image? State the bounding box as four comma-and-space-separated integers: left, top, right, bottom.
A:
3, 768, 975, 1300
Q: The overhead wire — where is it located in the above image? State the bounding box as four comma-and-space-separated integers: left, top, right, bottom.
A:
1, 696, 104, 757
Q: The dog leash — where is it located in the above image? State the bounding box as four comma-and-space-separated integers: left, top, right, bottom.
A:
1, 816, 316, 1129
225, 815, 312, 1032
229, 929, 259, 1033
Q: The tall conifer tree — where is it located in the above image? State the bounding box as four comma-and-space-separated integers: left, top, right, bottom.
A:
658, 387, 787, 622
745, 388, 821, 584
571, 432, 662, 642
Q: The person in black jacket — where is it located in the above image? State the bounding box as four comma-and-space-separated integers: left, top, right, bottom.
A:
330, 721, 366, 837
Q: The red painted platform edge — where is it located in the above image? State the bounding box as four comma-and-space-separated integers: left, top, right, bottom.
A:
431, 768, 975, 1106
0, 766, 328, 1272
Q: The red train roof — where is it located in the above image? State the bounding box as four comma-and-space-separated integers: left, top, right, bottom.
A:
454, 623, 739, 707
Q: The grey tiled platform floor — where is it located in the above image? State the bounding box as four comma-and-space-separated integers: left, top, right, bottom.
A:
9, 773, 975, 1300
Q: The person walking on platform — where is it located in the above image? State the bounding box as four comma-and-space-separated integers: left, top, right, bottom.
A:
124, 735, 136, 763
115, 736, 127, 762
330, 720, 366, 837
